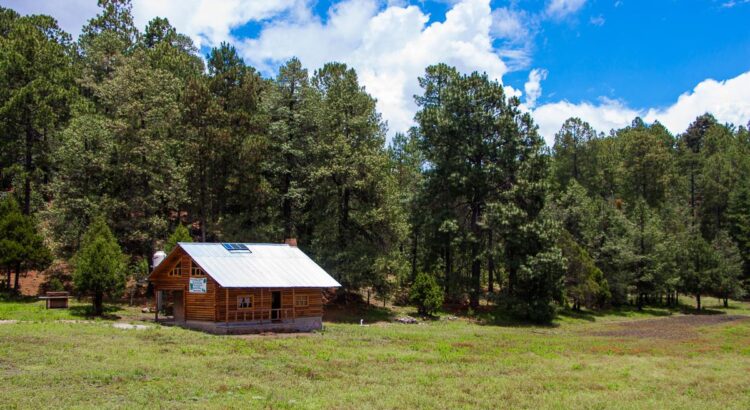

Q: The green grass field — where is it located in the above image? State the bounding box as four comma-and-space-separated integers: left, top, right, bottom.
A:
1, 296, 749, 409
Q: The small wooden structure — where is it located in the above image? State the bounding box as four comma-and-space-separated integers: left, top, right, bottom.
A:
38, 291, 70, 309
148, 242, 340, 334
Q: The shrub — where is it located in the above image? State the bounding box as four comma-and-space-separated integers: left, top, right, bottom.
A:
409, 272, 444, 316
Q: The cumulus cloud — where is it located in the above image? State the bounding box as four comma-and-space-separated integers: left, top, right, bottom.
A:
131, 0, 306, 49
491, 7, 529, 42
524, 68, 548, 108
532, 71, 750, 146
544, 0, 587, 20
240, 0, 512, 135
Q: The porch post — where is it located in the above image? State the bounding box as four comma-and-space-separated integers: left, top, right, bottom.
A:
154, 289, 159, 322
225, 288, 229, 325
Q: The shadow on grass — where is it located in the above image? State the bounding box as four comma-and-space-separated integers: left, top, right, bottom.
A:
440, 303, 560, 328
323, 302, 395, 324
68, 304, 123, 320
557, 305, 675, 322
1, 292, 124, 320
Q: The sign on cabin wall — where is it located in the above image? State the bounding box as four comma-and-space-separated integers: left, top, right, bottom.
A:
189, 277, 207, 293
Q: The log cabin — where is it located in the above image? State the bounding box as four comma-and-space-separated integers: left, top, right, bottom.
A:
148, 241, 340, 334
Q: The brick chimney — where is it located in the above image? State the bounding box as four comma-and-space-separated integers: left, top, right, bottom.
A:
284, 238, 297, 247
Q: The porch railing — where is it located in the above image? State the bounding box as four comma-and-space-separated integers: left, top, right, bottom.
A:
232, 308, 294, 323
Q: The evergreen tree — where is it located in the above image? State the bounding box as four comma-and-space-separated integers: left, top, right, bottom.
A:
308, 62, 403, 292
727, 180, 750, 283
680, 229, 716, 311
264, 58, 318, 241
710, 230, 744, 307
552, 118, 598, 191
410, 272, 444, 316
0, 196, 52, 291
73, 217, 126, 315
0, 10, 75, 214
165, 224, 193, 253
559, 230, 609, 310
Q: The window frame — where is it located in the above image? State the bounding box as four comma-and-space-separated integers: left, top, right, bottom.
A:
190, 260, 205, 277
295, 295, 309, 307
168, 263, 182, 277
237, 295, 254, 310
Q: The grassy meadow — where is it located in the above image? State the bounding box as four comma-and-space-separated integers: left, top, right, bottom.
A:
1, 297, 749, 409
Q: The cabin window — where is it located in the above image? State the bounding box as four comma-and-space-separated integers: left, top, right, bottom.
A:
237, 295, 253, 309
295, 295, 309, 307
168, 264, 182, 277
190, 261, 205, 276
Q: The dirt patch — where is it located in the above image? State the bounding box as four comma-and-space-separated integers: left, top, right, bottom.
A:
588, 314, 749, 339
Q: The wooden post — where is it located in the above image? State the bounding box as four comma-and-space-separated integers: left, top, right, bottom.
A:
225, 288, 229, 324
260, 288, 264, 324
155, 289, 159, 322
292, 288, 296, 322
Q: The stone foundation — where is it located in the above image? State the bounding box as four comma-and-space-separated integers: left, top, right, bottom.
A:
161, 316, 323, 335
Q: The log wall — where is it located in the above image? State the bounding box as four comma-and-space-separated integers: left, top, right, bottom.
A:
215, 287, 323, 322
150, 249, 216, 321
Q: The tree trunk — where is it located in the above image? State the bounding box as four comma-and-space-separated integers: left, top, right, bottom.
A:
444, 244, 452, 299
723, 298, 728, 308
696, 293, 701, 311
13, 263, 21, 292
94, 292, 104, 316
469, 204, 481, 308
487, 231, 495, 293
410, 229, 418, 282
282, 173, 292, 239
24, 125, 33, 215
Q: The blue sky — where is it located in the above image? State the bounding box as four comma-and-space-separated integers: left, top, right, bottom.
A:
5, 0, 750, 144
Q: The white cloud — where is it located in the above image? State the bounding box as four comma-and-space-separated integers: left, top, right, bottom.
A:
643, 71, 750, 132
131, 0, 306, 49
532, 71, 750, 146
524, 68, 548, 108
544, 0, 587, 19
491, 7, 528, 42
240, 0, 512, 136
589, 15, 605, 26
533, 97, 638, 145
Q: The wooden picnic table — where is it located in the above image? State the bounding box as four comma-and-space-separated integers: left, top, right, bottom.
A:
38, 291, 71, 309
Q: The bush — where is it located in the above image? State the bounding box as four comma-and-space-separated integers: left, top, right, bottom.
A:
409, 272, 444, 316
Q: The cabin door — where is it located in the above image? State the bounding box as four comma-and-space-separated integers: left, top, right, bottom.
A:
173, 290, 185, 322
271, 291, 281, 321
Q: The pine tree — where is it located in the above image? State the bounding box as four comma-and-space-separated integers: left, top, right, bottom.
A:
727, 181, 750, 283
0, 10, 75, 214
0, 195, 52, 292
73, 217, 126, 316
710, 230, 744, 307
264, 58, 318, 241
165, 224, 193, 253
552, 118, 599, 191
308, 62, 403, 292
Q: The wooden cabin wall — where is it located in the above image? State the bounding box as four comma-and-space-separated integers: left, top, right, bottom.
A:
215, 288, 323, 322
150, 250, 216, 321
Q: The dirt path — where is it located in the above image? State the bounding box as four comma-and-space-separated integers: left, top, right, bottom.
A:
587, 314, 749, 339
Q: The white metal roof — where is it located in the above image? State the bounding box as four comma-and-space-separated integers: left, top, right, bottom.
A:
177, 243, 341, 288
